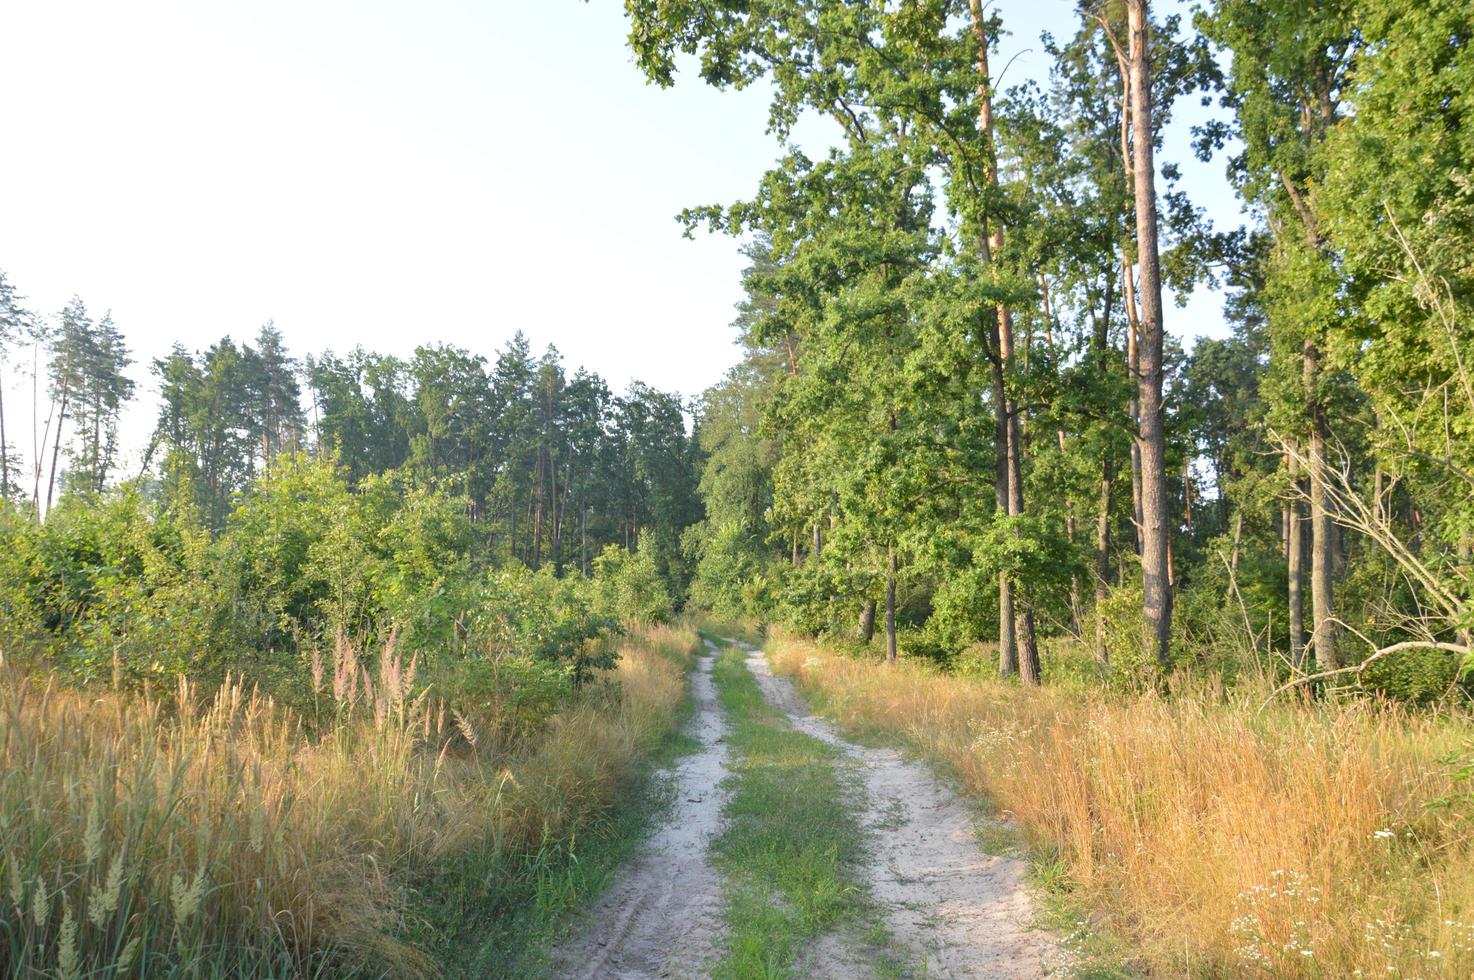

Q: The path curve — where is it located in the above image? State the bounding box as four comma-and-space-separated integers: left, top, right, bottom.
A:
549, 641, 729, 980
736, 641, 1062, 979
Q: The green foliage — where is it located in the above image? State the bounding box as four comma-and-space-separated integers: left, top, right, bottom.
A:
0, 487, 226, 681
1360, 647, 1463, 705
0, 452, 635, 694
591, 531, 674, 627
471, 563, 616, 683
684, 520, 773, 620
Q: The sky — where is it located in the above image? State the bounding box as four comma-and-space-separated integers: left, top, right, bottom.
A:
0, 0, 1242, 473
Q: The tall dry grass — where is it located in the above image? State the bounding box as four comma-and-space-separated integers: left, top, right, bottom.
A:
0, 623, 698, 978
768, 632, 1474, 977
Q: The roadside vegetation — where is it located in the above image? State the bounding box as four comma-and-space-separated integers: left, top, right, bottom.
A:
769, 631, 1474, 977
0, 324, 706, 976
0, 624, 699, 977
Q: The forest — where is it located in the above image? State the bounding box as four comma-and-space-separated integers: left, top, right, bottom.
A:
2, 0, 1473, 977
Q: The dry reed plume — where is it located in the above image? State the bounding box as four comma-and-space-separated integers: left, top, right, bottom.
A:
0, 623, 697, 978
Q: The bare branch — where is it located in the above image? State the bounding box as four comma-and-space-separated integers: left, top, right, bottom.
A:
1261, 640, 1471, 710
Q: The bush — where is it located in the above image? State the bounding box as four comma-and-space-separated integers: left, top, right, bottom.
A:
0, 488, 230, 682
469, 564, 617, 684
591, 531, 673, 625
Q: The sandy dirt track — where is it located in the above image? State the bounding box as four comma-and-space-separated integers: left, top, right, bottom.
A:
550, 638, 1060, 979
738, 641, 1060, 979
549, 641, 730, 979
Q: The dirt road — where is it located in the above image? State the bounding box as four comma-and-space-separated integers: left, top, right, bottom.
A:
549, 641, 730, 979
738, 641, 1060, 979
550, 638, 1059, 979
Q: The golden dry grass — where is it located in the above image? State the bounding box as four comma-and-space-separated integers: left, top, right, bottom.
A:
767, 631, 1474, 978
0, 623, 698, 978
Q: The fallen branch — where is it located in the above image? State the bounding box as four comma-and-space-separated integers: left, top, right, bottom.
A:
1261, 640, 1472, 710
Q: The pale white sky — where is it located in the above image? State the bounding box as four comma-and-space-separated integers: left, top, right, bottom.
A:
0, 0, 1237, 473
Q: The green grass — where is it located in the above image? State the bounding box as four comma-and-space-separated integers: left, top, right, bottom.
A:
706, 640, 875, 978
418, 659, 705, 978
1027, 847, 1142, 979
431, 763, 690, 978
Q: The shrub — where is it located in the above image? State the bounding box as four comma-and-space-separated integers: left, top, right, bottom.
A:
591, 531, 673, 625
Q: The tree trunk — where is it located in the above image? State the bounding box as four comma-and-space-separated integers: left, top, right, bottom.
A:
1305, 341, 1338, 671
93, 395, 103, 491
1042, 277, 1083, 640
1183, 457, 1194, 532
1125, 259, 1145, 555
1011, 397, 1042, 684
532, 454, 544, 569
1093, 274, 1115, 671
1095, 453, 1114, 670
1126, 0, 1173, 672
1115, 61, 1146, 560
885, 547, 898, 664
1287, 447, 1306, 665
580, 502, 589, 576
859, 598, 877, 645
970, 0, 1038, 680
45, 387, 68, 518
1230, 508, 1244, 578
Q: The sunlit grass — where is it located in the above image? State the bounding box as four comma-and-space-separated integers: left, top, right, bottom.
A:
768, 630, 1474, 978
0, 623, 700, 978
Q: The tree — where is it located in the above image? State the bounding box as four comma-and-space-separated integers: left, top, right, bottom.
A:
248, 322, 305, 463
1202, 0, 1359, 672
1123, 0, 1175, 671
43, 298, 93, 514
0, 272, 32, 501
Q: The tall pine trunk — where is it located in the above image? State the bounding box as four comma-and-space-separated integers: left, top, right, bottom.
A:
1127, 0, 1174, 672
1287, 447, 1306, 665
1305, 341, 1338, 671
1117, 65, 1146, 558
45, 386, 69, 518
886, 547, 897, 664
1124, 256, 1145, 555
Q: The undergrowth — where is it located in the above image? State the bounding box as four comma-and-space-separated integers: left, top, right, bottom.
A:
0, 623, 700, 978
